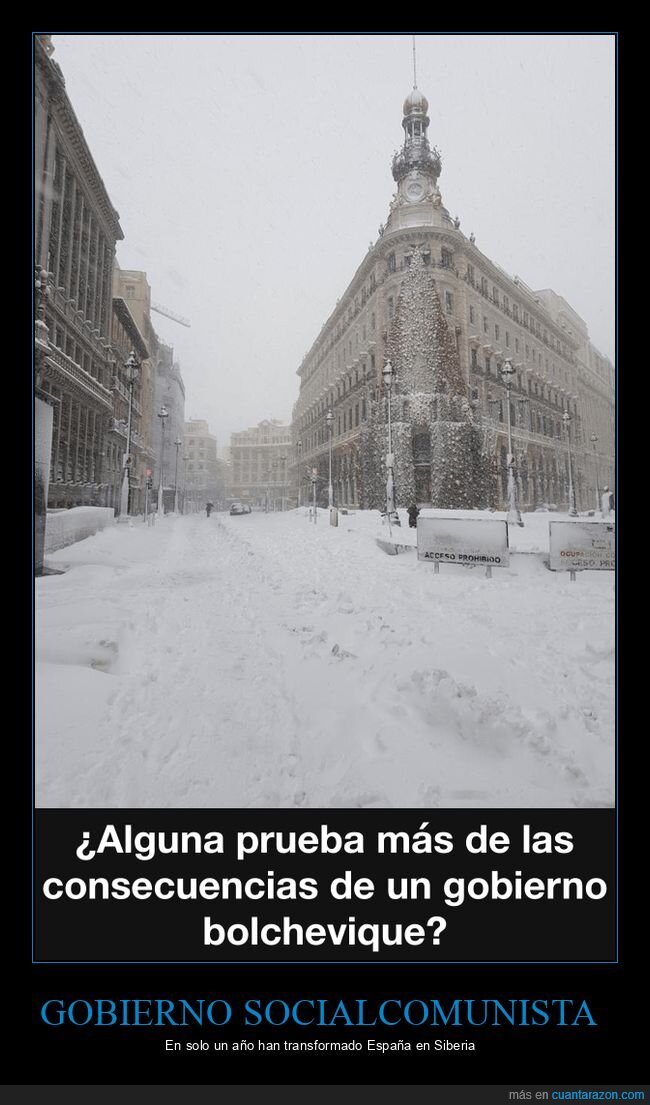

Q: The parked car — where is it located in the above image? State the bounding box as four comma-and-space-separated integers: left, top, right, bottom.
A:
229, 502, 251, 515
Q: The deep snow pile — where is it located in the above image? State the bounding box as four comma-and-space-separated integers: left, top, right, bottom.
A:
36, 509, 614, 808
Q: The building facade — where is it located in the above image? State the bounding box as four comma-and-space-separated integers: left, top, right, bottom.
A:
34, 32, 123, 544
229, 420, 292, 510
152, 344, 186, 511
113, 267, 158, 479
184, 419, 222, 509
108, 295, 149, 515
290, 87, 614, 513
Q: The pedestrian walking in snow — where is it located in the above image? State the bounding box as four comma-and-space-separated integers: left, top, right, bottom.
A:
206, 502, 213, 517
407, 503, 420, 529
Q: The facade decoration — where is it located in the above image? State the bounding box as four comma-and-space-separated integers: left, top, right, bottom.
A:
290, 84, 614, 514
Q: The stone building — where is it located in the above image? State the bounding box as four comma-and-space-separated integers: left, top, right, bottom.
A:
229, 420, 292, 510
184, 419, 222, 509
34, 31, 123, 568
112, 267, 158, 477
152, 344, 186, 511
107, 295, 149, 515
290, 86, 614, 512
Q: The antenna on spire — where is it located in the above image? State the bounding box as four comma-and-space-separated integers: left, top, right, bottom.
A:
412, 33, 417, 88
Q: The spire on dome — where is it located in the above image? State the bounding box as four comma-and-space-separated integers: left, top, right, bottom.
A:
391, 84, 441, 185
385, 44, 450, 231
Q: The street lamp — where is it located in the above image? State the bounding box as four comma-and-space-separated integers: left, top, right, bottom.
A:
500, 358, 524, 527
297, 439, 303, 507
382, 360, 399, 533
182, 454, 190, 513
326, 410, 334, 509
119, 351, 140, 521
590, 433, 600, 515
271, 460, 278, 511
157, 405, 169, 515
173, 437, 183, 513
278, 454, 287, 511
311, 467, 318, 523
563, 410, 578, 517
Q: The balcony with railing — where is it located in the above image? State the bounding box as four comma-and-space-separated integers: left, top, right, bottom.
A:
44, 345, 113, 408
47, 284, 112, 358
110, 420, 145, 451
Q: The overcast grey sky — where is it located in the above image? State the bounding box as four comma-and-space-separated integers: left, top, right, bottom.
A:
50, 33, 615, 448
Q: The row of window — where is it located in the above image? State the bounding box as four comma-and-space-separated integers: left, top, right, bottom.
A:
334, 312, 377, 365
48, 151, 114, 336
302, 265, 381, 389
468, 308, 576, 386
231, 454, 289, 465
469, 347, 578, 410
490, 400, 576, 440
306, 235, 452, 385
465, 265, 575, 361
300, 399, 369, 453
298, 357, 376, 432
46, 315, 110, 389
387, 247, 453, 275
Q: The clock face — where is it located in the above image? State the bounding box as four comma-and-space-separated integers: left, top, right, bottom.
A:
405, 176, 425, 203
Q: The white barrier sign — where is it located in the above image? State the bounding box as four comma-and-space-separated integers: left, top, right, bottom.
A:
417, 517, 510, 567
549, 521, 615, 571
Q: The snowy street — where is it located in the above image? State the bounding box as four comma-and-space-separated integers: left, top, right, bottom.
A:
36, 510, 614, 809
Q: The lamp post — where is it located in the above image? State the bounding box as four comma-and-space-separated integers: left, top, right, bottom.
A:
311, 467, 318, 523
157, 405, 168, 515
279, 454, 288, 511
173, 437, 182, 513
271, 460, 278, 511
119, 351, 140, 521
590, 433, 600, 515
382, 359, 399, 534
563, 410, 578, 517
182, 454, 190, 513
500, 358, 524, 527
297, 439, 303, 507
326, 410, 334, 509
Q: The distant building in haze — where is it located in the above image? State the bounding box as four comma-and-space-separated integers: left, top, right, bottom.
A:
229, 420, 292, 510
153, 343, 186, 511
184, 419, 222, 508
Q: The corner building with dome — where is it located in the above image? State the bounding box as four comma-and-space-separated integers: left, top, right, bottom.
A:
290, 87, 615, 512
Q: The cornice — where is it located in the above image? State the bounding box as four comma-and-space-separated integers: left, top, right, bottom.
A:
35, 38, 123, 243
112, 298, 150, 360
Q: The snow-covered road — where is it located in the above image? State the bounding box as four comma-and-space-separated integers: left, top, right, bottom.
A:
36, 509, 614, 808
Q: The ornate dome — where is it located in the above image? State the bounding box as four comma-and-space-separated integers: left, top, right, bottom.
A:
392, 143, 442, 184
403, 87, 429, 115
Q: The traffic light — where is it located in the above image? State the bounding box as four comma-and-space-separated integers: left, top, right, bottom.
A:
146, 476, 153, 490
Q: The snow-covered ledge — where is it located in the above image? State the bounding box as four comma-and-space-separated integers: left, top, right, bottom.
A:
45, 507, 115, 553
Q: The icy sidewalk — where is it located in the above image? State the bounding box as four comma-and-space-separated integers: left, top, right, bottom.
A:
36, 510, 614, 808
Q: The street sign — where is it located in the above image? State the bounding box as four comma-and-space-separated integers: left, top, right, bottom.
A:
417, 517, 510, 567
548, 521, 615, 571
